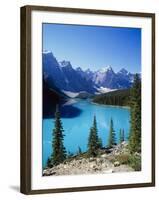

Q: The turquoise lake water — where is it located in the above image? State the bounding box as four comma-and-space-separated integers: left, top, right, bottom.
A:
42, 99, 130, 167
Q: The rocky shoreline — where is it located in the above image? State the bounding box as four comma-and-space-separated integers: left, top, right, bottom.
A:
43, 142, 137, 176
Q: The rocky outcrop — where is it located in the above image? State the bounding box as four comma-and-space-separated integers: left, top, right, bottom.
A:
43, 142, 135, 176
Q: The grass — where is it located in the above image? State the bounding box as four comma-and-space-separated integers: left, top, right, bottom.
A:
115, 153, 141, 171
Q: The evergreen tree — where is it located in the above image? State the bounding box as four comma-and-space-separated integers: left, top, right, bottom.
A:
87, 115, 99, 156
129, 74, 141, 153
47, 157, 52, 168
98, 137, 103, 148
77, 146, 82, 155
119, 129, 125, 144
108, 118, 116, 148
51, 106, 66, 166
122, 129, 125, 142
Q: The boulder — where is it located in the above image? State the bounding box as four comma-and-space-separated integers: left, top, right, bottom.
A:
101, 154, 107, 158
114, 161, 120, 167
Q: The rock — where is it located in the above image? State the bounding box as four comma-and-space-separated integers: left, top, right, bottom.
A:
114, 161, 120, 167
101, 163, 107, 168
42, 141, 134, 176
101, 154, 107, 158
103, 169, 114, 173
89, 157, 95, 162
78, 160, 82, 164
50, 171, 56, 175
90, 163, 96, 169
134, 152, 140, 156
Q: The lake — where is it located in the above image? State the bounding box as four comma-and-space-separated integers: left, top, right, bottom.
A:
42, 99, 130, 167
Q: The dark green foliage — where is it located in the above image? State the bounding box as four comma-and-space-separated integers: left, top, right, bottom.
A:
119, 129, 125, 144
108, 118, 116, 148
129, 74, 141, 153
97, 137, 103, 149
93, 89, 131, 106
47, 157, 52, 168
128, 154, 141, 171
87, 116, 100, 156
115, 153, 141, 171
77, 146, 82, 155
50, 106, 66, 166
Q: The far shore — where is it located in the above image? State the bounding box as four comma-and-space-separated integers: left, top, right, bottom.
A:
90, 100, 130, 109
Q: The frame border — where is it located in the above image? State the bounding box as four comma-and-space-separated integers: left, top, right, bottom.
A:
20, 5, 155, 195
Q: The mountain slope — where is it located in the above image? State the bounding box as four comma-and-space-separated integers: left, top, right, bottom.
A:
43, 50, 137, 95
43, 52, 97, 94
43, 77, 67, 118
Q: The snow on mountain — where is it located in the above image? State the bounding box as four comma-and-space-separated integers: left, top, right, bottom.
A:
118, 68, 128, 75
98, 65, 113, 73
43, 50, 137, 96
92, 66, 116, 88
62, 90, 79, 98
59, 60, 72, 68
96, 87, 117, 94
43, 52, 97, 94
43, 50, 52, 54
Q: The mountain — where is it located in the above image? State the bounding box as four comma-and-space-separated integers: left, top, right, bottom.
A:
92, 66, 133, 89
60, 61, 96, 93
43, 77, 67, 118
43, 51, 97, 94
43, 51, 66, 90
93, 66, 116, 88
43, 50, 137, 96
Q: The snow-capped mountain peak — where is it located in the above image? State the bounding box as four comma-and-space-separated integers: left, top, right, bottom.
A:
60, 60, 72, 68
85, 68, 93, 74
43, 50, 52, 54
43, 50, 136, 94
118, 68, 128, 75
106, 65, 113, 71
98, 65, 114, 73
76, 67, 83, 72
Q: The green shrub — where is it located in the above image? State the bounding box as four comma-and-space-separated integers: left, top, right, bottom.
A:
115, 153, 141, 171
115, 154, 130, 165
128, 154, 141, 171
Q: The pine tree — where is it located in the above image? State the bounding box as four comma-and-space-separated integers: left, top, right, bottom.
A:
122, 129, 125, 142
108, 118, 116, 148
129, 74, 141, 153
87, 116, 100, 156
51, 106, 66, 166
98, 137, 103, 148
77, 146, 82, 155
119, 129, 125, 144
47, 157, 52, 168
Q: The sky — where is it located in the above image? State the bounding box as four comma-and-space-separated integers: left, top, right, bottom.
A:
42, 23, 141, 73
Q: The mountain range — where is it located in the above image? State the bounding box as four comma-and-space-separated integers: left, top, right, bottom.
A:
43, 50, 137, 97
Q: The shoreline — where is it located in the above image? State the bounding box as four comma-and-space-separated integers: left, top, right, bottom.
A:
91, 100, 130, 109
66, 97, 131, 109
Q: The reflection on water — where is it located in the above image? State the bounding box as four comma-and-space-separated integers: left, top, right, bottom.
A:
42, 99, 130, 167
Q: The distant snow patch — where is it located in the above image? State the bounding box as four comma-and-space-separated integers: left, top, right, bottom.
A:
97, 87, 116, 94
43, 50, 52, 54
62, 90, 79, 98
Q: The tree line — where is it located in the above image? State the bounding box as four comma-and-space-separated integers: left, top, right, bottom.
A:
47, 74, 141, 167
93, 89, 131, 106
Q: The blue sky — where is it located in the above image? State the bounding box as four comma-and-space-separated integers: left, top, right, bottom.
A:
43, 23, 141, 73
